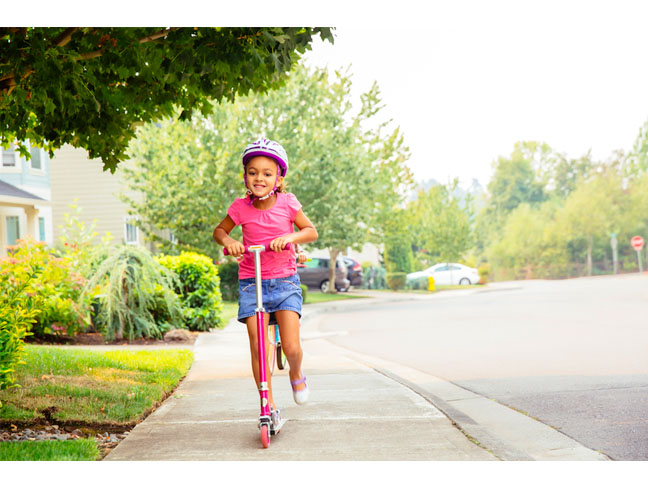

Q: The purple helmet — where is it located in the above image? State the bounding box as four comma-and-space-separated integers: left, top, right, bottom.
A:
242, 138, 289, 177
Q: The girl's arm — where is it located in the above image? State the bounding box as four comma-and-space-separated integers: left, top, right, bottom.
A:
213, 215, 245, 257
269, 210, 318, 252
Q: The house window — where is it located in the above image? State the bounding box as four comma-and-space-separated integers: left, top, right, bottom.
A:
30, 145, 43, 171
1, 144, 18, 168
39, 217, 46, 241
125, 217, 139, 245
6, 216, 20, 245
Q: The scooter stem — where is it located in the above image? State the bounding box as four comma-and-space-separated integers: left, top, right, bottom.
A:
249, 245, 271, 418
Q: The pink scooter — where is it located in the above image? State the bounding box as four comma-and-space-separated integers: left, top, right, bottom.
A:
224, 243, 290, 448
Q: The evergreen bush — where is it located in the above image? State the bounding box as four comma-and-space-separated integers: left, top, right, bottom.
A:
362, 264, 387, 289
84, 245, 183, 341
156, 252, 224, 331
384, 240, 414, 274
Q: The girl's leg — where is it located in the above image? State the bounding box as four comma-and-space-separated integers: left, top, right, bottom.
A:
245, 313, 275, 410
274, 310, 306, 392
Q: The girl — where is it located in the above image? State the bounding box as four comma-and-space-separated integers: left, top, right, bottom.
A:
213, 138, 318, 428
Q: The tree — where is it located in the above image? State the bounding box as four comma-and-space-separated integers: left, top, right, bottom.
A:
0, 27, 333, 172
409, 180, 473, 266
383, 208, 414, 274
553, 170, 628, 276
476, 141, 547, 251
626, 118, 648, 178
488, 142, 546, 212
486, 201, 568, 279
125, 65, 412, 292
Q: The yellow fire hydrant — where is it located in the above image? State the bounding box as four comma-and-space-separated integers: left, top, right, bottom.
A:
428, 276, 435, 291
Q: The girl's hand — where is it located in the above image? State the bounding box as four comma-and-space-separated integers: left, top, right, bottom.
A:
225, 240, 245, 258
269, 236, 292, 252
297, 251, 307, 264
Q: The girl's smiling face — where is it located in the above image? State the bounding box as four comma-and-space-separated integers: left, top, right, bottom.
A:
245, 156, 282, 198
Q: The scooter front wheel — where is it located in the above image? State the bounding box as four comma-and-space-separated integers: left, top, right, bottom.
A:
260, 424, 270, 448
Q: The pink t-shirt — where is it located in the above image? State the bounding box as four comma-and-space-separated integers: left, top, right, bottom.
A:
227, 192, 302, 279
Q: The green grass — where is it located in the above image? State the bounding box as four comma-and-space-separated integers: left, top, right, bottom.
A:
221, 291, 367, 323
0, 439, 100, 461
0, 346, 193, 424
304, 291, 369, 304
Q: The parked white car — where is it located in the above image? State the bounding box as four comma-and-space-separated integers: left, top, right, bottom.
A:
406, 263, 480, 285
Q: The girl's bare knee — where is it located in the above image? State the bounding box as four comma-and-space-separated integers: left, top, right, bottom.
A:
281, 340, 302, 360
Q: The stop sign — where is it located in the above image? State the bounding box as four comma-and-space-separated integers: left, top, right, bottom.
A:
631, 235, 644, 251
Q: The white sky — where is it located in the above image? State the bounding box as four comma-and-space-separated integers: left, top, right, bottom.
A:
10, 1, 648, 188
298, 1, 648, 187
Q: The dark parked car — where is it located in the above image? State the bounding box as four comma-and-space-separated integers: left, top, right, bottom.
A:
342, 257, 363, 287
297, 257, 350, 292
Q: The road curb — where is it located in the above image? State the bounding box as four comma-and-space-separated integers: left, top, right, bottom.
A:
303, 295, 611, 461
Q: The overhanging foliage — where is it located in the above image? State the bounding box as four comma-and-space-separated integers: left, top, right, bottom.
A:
0, 27, 333, 172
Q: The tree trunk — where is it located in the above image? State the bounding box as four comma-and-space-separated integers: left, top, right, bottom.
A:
328, 248, 340, 294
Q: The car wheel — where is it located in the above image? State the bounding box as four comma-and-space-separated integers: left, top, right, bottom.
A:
320, 280, 330, 292
459, 278, 470, 285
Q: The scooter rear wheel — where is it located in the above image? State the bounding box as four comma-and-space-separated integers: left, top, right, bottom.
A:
267, 325, 277, 374
277, 342, 286, 370
260, 424, 270, 448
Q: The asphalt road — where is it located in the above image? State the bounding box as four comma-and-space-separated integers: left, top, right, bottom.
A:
318, 274, 648, 460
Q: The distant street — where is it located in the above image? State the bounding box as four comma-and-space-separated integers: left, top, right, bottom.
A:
319, 274, 648, 460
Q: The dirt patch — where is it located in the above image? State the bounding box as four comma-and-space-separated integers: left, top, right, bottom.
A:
27, 331, 199, 346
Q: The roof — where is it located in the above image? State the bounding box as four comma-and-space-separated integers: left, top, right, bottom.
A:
0, 179, 46, 201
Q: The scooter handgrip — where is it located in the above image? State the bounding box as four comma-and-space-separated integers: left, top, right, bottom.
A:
223, 243, 292, 256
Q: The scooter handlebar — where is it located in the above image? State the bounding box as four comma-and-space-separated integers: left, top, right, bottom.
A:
223, 243, 292, 256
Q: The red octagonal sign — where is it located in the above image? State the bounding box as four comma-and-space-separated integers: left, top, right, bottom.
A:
631, 235, 644, 251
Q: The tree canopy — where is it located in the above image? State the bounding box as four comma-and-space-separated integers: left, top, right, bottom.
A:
0, 27, 333, 172
124, 65, 412, 291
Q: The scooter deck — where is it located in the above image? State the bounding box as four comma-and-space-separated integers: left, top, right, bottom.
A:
270, 418, 287, 435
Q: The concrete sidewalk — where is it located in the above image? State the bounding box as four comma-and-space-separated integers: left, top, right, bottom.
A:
104, 293, 495, 460
104, 289, 608, 461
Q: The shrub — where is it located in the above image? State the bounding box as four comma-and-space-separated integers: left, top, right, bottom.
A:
2, 238, 91, 339
84, 245, 184, 341
300, 284, 308, 304
405, 276, 429, 290
0, 270, 38, 393
156, 252, 225, 331
218, 260, 240, 301
478, 263, 490, 284
386, 272, 407, 291
362, 265, 387, 289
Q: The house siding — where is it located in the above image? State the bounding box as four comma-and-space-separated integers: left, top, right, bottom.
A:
50, 145, 143, 246
0, 144, 53, 251
0, 146, 51, 191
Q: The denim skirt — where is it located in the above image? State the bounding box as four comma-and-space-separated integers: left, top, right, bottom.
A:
237, 273, 303, 323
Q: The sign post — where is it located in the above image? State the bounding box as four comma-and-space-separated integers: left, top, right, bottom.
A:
610, 233, 618, 274
631, 236, 644, 273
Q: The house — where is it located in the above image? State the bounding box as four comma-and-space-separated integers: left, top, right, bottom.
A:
49, 144, 147, 249
0, 142, 52, 257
